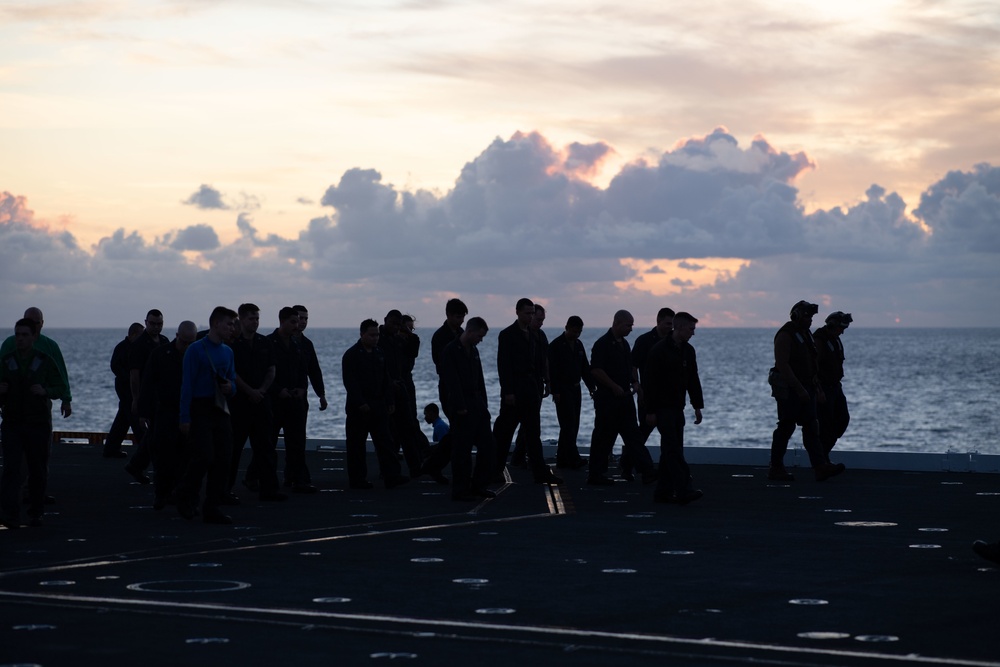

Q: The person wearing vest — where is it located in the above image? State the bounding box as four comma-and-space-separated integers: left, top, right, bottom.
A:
768, 301, 845, 482
814, 311, 853, 463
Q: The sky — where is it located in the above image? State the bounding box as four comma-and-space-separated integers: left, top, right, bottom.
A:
1, 0, 999, 330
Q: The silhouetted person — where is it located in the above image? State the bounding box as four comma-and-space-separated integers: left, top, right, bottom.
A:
510, 303, 550, 468
0, 318, 68, 528
230, 303, 286, 502
626, 307, 674, 478
431, 298, 467, 415
379, 309, 424, 478
769, 301, 845, 482
342, 319, 410, 490
643, 312, 704, 505
440, 317, 496, 501
138, 321, 197, 510
268, 307, 313, 492
814, 311, 853, 463
493, 298, 562, 485
125, 309, 168, 484
0, 307, 72, 420
0, 307, 72, 507
424, 403, 449, 443
293, 304, 328, 417
417, 403, 450, 485
548, 315, 596, 469
102, 322, 144, 458
177, 307, 238, 524
588, 310, 657, 486
400, 313, 431, 459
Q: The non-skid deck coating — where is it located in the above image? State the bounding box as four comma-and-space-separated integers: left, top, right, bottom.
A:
2, 443, 999, 667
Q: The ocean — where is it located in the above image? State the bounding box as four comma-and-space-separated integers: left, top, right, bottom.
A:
47, 327, 1000, 455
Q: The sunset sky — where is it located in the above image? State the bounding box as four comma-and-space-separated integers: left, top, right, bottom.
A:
2, 0, 998, 329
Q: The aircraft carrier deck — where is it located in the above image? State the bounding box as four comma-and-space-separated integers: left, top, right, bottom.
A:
2, 439, 998, 666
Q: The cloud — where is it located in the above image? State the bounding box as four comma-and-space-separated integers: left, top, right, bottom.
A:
182, 184, 261, 212
914, 163, 1000, 253
166, 223, 220, 251
183, 184, 229, 210
0, 191, 90, 288
2, 131, 998, 328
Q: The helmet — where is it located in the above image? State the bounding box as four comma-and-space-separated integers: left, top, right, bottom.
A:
789, 300, 819, 320
825, 311, 853, 329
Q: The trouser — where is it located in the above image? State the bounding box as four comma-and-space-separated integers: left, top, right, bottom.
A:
620, 399, 656, 473
449, 403, 496, 498
589, 395, 654, 479
273, 396, 308, 485
103, 391, 133, 454
149, 405, 185, 502
345, 405, 403, 486
126, 411, 151, 470
1, 421, 49, 522
422, 434, 453, 474
493, 393, 547, 478
402, 378, 430, 459
555, 385, 585, 464
176, 399, 233, 510
437, 378, 452, 419
818, 382, 850, 456
771, 389, 825, 468
390, 398, 424, 477
230, 398, 279, 494
653, 408, 692, 497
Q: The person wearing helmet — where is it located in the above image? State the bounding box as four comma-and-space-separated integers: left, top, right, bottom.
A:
814, 311, 853, 462
767, 301, 845, 482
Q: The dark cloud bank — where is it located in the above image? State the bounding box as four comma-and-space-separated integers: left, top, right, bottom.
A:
2, 129, 998, 328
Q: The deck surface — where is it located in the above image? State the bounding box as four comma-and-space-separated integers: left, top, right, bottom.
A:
2, 442, 999, 666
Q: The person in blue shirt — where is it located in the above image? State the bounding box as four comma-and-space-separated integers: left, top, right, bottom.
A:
423, 403, 449, 443
176, 306, 238, 524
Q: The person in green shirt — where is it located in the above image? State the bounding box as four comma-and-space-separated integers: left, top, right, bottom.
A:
0, 307, 72, 419
0, 318, 67, 528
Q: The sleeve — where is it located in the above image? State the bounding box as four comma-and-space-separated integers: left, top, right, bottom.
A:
110, 340, 126, 375
224, 346, 237, 397
546, 340, 564, 393
430, 328, 444, 370
590, 337, 607, 373
496, 329, 513, 396
46, 341, 71, 402
630, 334, 644, 368
42, 357, 66, 401
688, 348, 704, 410
305, 340, 325, 397
341, 348, 364, 409
579, 341, 597, 392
